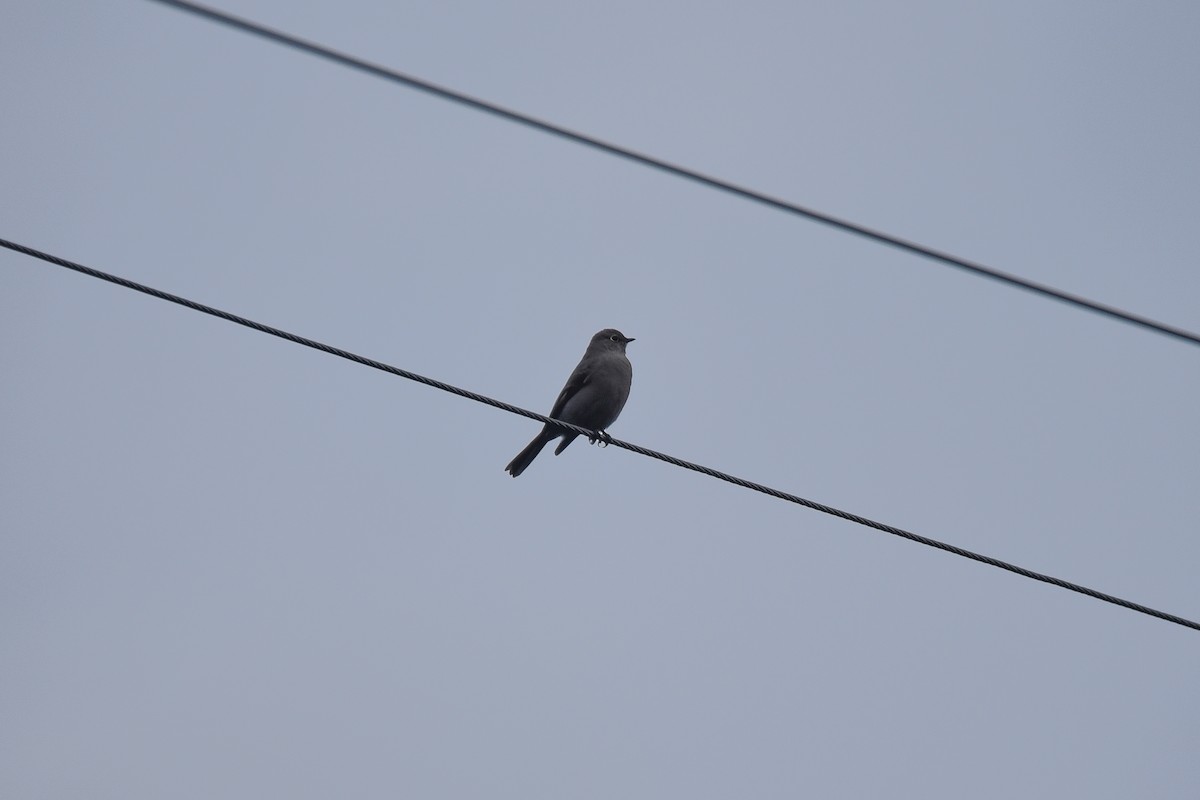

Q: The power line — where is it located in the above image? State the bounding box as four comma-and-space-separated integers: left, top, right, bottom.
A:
4, 235, 1197, 632
145, 0, 1200, 350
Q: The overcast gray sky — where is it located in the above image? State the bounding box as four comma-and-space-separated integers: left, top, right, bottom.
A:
3, 1, 1199, 797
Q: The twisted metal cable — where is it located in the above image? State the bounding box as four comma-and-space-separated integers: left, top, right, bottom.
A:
144, 0, 1200, 349
4, 236, 1197, 632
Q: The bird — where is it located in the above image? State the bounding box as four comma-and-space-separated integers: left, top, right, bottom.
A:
505, 328, 635, 477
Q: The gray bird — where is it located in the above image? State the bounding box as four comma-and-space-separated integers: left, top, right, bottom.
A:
505, 328, 635, 477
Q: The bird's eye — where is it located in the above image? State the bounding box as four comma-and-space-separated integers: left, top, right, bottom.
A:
610, 335, 620, 341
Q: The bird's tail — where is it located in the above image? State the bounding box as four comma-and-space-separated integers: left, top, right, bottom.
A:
505, 429, 556, 477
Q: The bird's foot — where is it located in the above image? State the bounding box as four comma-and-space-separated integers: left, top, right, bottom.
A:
589, 430, 613, 447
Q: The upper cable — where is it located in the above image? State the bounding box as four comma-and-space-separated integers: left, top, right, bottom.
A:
147, 0, 1200, 349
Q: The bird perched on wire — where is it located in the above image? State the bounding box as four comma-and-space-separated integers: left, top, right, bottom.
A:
505, 328, 635, 477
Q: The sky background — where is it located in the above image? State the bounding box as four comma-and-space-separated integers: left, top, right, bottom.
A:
3, 1, 1199, 797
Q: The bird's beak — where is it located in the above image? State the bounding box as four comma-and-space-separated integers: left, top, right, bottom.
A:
625, 337, 636, 343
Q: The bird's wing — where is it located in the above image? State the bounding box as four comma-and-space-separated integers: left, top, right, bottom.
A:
547, 360, 592, 421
